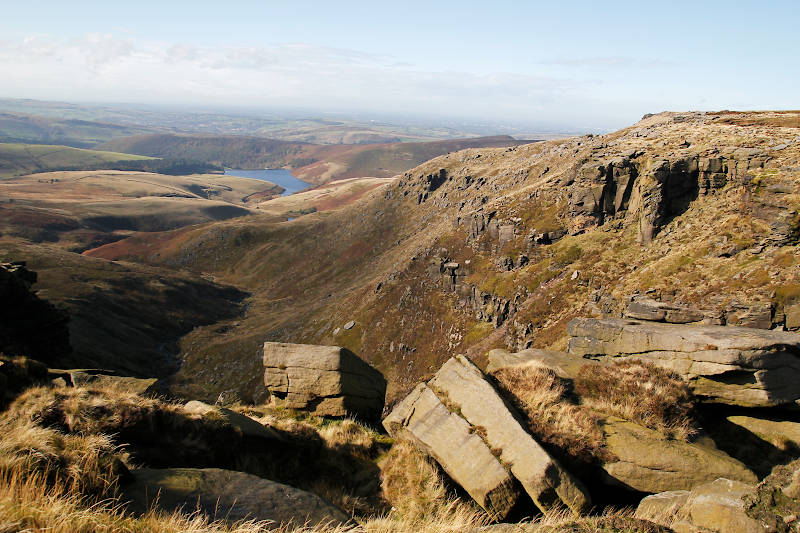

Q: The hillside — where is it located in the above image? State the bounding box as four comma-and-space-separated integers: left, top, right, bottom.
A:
290, 135, 535, 184
97, 134, 312, 171
77, 111, 799, 406
0, 111, 154, 148
0, 143, 155, 177
0, 170, 281, 251
98, 133, 535, 186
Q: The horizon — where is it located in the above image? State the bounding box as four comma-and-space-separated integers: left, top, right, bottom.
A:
1, 0, 798, 132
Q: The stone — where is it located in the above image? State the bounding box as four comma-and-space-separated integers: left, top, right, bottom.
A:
684, 479, 766, 533
726, 303, 773, 330
486, 348, 596, 380
343, 320, 355, 330
601, 417, 757, 493
726, 415, 800, 451
263, 343, 385, 421
634, 490, 690, 525
625, 297, 705, 324
122, 468, 348, 526
567, 317, 800, 407
66, 371, 159, 395
383, 383, 519, 519
637, 479, 766, 533
184, 401, 285, 442
786, 303, 800, 330
429, 356, 590, 514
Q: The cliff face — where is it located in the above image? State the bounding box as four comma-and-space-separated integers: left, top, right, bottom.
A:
91, 111, 800, 403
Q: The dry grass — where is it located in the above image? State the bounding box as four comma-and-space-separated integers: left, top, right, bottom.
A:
574, 360, 697, 441
0, 422, 122, 498
490, 365, 611, 465
379, 438, 456, 520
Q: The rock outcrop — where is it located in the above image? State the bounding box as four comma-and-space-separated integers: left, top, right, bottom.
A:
567, 318, 800, 407
429, 355, 591, 514
49, 369, 158, 395
636, 478, 767, 533
0, 262, 71, 364
486, 347, 595, 379
601, 418, 756, 493
122, 467, 349, 526
262, 342, 386, 421
383, 382, 520, 519
184, 400, 286, 443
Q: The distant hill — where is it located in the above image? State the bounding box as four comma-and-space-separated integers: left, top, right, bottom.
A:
97, 134, 312, 170
0, 143, 155, 177
98, 133, 537, 185
0, 112, 153, 148
292, 135, 536, 183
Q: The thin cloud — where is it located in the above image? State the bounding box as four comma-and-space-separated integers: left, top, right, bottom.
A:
542, 56, 678, 68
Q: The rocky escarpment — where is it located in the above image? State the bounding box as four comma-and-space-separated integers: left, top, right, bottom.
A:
566, 317, 800, 407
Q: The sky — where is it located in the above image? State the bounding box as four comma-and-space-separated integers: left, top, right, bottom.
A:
1, 0, 798, 131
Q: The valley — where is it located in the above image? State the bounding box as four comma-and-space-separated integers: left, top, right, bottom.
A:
2, 109, 800, 533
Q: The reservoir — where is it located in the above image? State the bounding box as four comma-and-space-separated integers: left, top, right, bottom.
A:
224, 169, 311, 197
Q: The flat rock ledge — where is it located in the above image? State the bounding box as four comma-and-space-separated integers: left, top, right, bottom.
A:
122, 467, 349, 527
567, 317, 800, 407
263, 342, 386, 421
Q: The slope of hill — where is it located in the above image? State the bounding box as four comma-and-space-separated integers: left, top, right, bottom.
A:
0, 111, 154, 147
84, 111, 800, 405
98, 133, 535, 185
97, 134, 312, 170
0, 170, 281, 251
290, 135, 535, 183
0, 143, 155, 177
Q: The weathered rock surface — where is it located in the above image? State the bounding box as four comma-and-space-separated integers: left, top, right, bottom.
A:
51, 369, 159, 395
637, 478, 767, 533
601, 417, 757, 493
567, 318, 800, 407
625, 297, 706, 324
430, 355, 591, 514
727, 415, 800, 451
486, 348, 596, 379
383, 383, 519, 519
263, 342, 386, 420
122, 467, 349, 526
744, 457, 800, 531
184, 400, 285, 442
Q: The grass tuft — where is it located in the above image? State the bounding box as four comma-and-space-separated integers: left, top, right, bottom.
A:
574, 360, 697, 441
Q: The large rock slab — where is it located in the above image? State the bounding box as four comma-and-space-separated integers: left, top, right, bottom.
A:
122, 467, 349, 526
726, 415, 800, 451
636, 478, 767, 533
567, 317, 800, 407
486, 348, 596, 379
184, 400, 285, 442
624, 297, 706, 324
262, 342, 386, 421
430, 355, 590, 514
383, 383, 519, 520
601, 417, 757, 493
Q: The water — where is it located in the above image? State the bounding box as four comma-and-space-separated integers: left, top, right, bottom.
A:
224, 169, 311, 197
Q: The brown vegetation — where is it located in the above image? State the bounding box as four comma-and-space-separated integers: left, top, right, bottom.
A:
574, 360, 697, 441
490, 365, 610, 465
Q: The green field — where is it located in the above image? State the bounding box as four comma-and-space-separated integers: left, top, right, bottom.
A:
0, 143, 155, 177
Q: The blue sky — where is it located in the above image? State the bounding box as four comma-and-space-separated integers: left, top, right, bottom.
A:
1, 0, 797, 131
